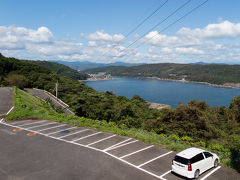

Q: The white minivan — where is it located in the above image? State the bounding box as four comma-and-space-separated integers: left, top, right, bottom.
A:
172, 147, 219, 179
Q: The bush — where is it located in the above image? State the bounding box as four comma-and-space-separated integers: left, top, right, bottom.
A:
181, 136, 194, 144
169, 134, 180, 141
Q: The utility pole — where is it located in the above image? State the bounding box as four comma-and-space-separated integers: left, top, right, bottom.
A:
56, 81, 58, 101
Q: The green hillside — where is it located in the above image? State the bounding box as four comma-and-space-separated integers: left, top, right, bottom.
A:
84, 63, 240, 85
29, 60, 89, 80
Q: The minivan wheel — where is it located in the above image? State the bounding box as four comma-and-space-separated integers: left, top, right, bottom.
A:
214, 159, 218, 167
194, 169, 200, 179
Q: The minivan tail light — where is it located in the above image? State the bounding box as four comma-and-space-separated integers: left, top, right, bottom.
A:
172, 160, 174, 165
188, 164, 192, 171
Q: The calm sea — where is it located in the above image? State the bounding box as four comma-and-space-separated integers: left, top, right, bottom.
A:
85, 77, 240, 108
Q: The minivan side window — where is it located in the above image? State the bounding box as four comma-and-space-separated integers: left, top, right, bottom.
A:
203, 152, 213, 158
191, 153, 204, 164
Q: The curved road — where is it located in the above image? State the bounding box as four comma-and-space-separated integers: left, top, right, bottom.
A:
25, 88, 74, 115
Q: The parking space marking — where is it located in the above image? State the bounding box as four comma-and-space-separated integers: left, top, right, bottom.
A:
103, 138, 132, 152
138, 151, 173, 168
16, 120, 46, 127
37, 124, 66, 132
200, 166, 221, 180
105, 151, 162, 179
159, 170, 171, 180
1, 120, 228, 180
120, 145, 154, 159
58, 129, 88, 139
25, 122, 56, 129
0, 118, 3, 123
47, 127, 77, 135
73, 132, 102, 142
1, 121, 181, 180
107, 140, 139, 151
87, 135, 116, 146
10, 120, 34, 125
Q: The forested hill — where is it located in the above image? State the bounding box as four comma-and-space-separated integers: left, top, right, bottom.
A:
84, 63, 240, 85
29, 60, 89, 80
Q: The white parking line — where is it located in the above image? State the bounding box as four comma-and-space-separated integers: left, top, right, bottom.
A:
25, 122, 56, 129
105, 151, 162, 179
138, 151, 173, 168
159, 170, 171, 180
200, 166, 221, 180
10, 120, 34, 125
103, 138, 132, 152
0, 121, 165, 180
120, 145, 154, 159
37, 124, 66, 132
47, 127, 77, 135
87, 135, 116, 146
0, 118, 3, 123
16, 120, 46, 126
58, 129, 88, 139
106, 140, 138, 151
6, 106, 14, 115
72, 132, 102, 142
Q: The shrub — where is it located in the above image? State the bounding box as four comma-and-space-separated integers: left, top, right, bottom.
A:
181, 136, 194, 144
169, 134, 180, 141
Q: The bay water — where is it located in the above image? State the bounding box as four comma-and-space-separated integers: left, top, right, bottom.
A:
85, 77, 240, 108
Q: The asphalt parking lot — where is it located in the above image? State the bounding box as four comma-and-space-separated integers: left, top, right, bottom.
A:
1, 119, 239, 180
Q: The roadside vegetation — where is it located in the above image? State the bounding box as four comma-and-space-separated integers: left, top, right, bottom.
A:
1, 54, 240, 172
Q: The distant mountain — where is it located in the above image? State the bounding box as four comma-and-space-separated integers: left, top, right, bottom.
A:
84, 63, 240, 85
49, 60, 144, 70
190, 62, 208, 65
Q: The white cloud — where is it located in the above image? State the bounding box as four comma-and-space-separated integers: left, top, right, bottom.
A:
0, 26, 53, 45
175, 47, 204, 55
143, 31, 179, 47
161, 47, 172, 53
177, 20, 240, 39
0, 25, 85, 61
88, 41, 97, 47
83, 30, 124, 43
1, 20, 240, 64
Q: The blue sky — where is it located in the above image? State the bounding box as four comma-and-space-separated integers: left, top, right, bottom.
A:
0, 0, 240, 64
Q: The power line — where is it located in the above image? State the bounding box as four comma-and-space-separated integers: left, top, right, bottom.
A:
101, 0, 168, 58
124, 0, 168, 40
126, 0, 192, 49
118, 0, 209, 59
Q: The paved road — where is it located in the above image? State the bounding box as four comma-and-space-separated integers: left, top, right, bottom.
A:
0, 87, 13, 116
1, 119, 239, 180
25, 89, 74, 115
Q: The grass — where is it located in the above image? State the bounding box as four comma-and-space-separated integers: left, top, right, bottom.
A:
6, 87, 238, 172
6, 87, 64, 121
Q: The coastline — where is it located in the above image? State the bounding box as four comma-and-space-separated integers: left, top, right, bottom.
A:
81, 75, 240, 89
145, 77, 240, 89
79, 77, 113, 82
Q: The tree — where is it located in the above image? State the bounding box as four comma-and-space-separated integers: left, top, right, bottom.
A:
5, 74, 29, 89
229, 95, 240, 123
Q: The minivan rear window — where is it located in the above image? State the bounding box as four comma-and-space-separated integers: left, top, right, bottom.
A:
174, 155, 190, 165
